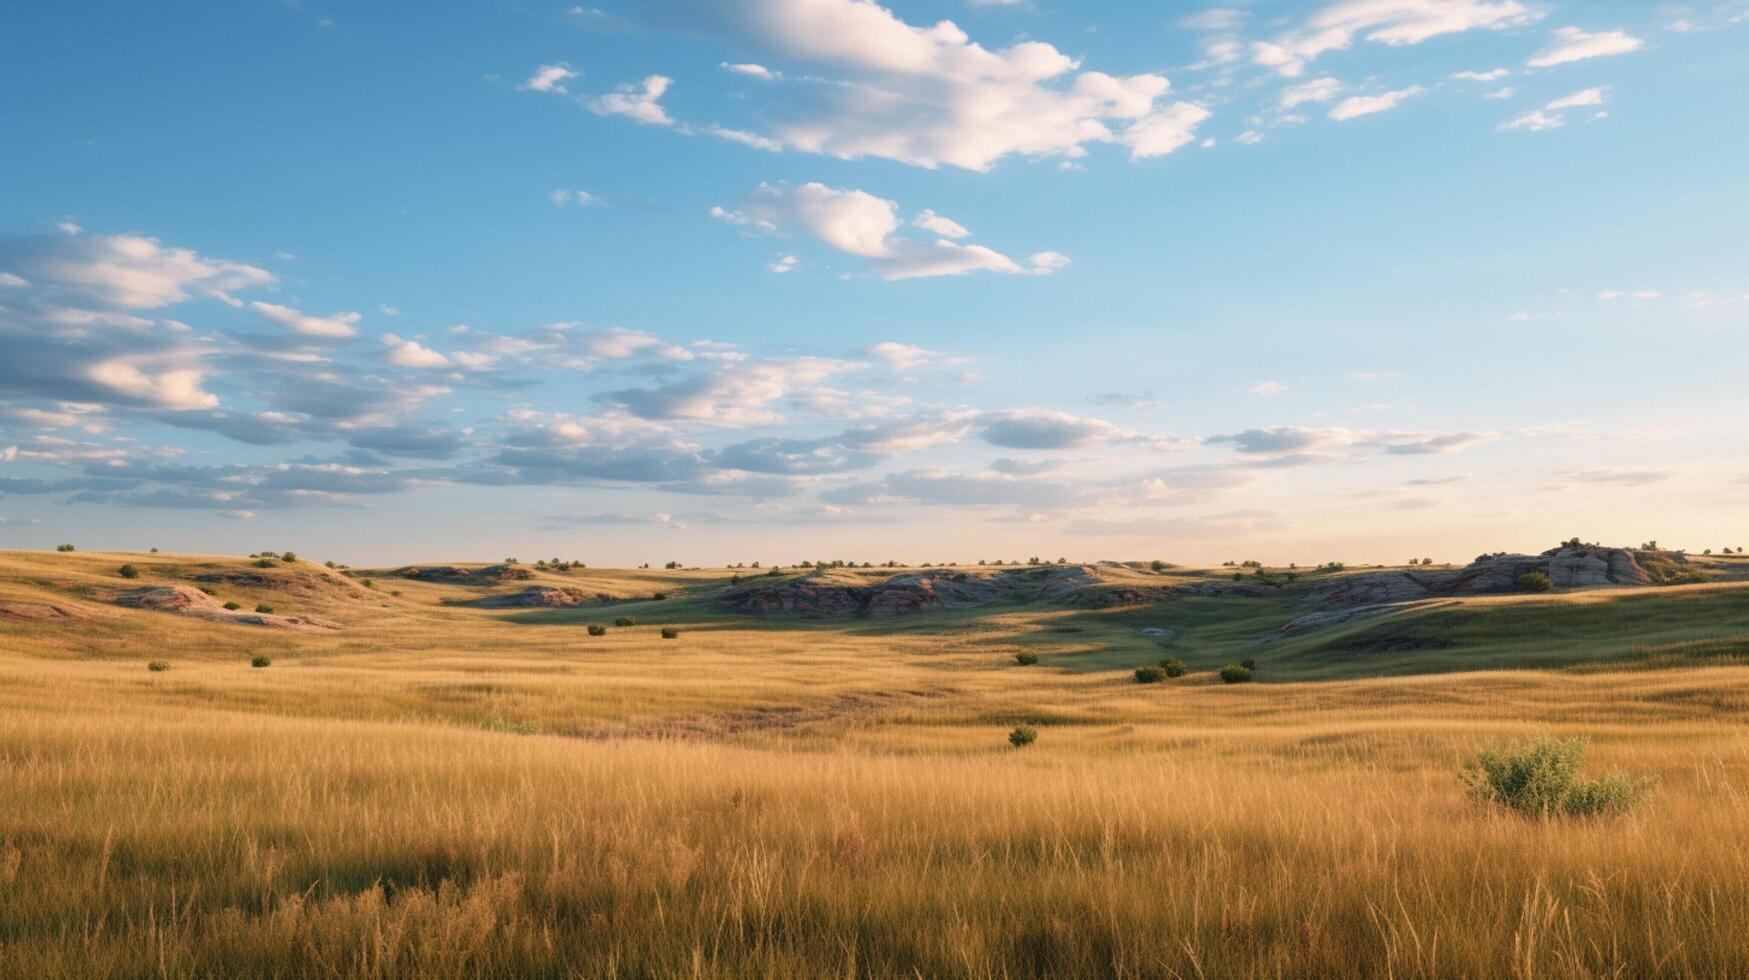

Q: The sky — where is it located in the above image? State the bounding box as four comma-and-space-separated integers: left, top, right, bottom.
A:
1, 0, 1746, 568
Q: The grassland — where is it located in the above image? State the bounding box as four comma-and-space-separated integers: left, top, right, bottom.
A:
3, 548, 1749, 977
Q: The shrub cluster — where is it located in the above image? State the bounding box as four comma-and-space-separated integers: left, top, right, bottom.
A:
1008, 725, 1038, 748
1161, 658, 1188, 678
1458, 737, 1653, 818
250, 656, 272, 669
118, 564, 139, 579
1219, 663, 1254, 684
587, 625, 607, 637
1015, 652, 1038, 666
613, 616, 636, 627
660, 627, 679, 639
1133, 665, 1167, 684
147, 661, 171, 672
1517, 571, 1554, 593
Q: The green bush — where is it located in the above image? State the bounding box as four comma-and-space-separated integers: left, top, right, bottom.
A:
1458, 737, 1653, 818
1160, 658, 1188, 678
1219, 663, 1253, 684
1008, 725, 1037, 748
1240, 658, 1257, 670
587, 625, 607, 637
1015, 652, 1038, 666
1134, 665, 1167, 684
254, 604, 273, 614
254, 558, 276, 569
118, 564, 139, 579
1149, 559, 1166, 572
614, 616, 636, 627
223, 601, 241, 611
660, 627, 679, 639
1517, 571, 1554, 593
147, 660, 170, 672
651, 592, 668, 601
281, 551, 296, 562
250, 656, 272, 668
56, 544, 75, 552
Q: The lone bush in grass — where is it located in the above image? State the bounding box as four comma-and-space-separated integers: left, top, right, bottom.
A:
1517, 571, 1554, 593
254, 604, 273, 614
56, 544, 75, 552
1134, 665, 1167, 684
222, 601, 240, 611
614, 616, 636, 627
250, 655, 271, 669
118, 564, 139, 579
254, 558, 276, 569
660, 627, 679, 639
1219, 663, 1253, 684
1008, 725, 1037, 748
1015, 652, 1038, 666
1160, 658, 1188, 678
147, 661, 170, 672
587, 624, 606, 637
1458, 736, 1653, 818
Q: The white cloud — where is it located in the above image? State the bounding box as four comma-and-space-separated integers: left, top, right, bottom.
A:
588, 75, 674, 125
721, 62, 775, 79
1329, 86, 1423, 121
1528, 27, 1645, 68
522, 63, 579, 94
768, 253, 798, 273
383, 335, 450, 369
250, 301, 361, 338
1451, 67, 1510, 81
912, 209, 970, 239
712, 182, 1065, 280
1235, 130, 1266, 145
550, 189, 604, 207
860, 342, 938, 370
1254, 0, 1537, 77
1483, 86, 1514, 99
1499, 87, 1610, 132
634, 0, 1207, 171
1279, 77, 1343, 108
1597, 289, 1659, 300
86, 359, 217, 411
1547, 86, 1608, 110
1180, 8, 1245, 31
1248, 380, 1286, 397
20, 231, 273, 309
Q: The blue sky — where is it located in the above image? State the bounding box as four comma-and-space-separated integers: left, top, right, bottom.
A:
1, 0, 1746, 566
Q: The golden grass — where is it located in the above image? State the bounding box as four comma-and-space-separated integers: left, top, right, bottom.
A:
4, 549, 1749, 976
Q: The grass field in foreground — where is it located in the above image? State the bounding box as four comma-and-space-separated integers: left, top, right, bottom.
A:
3, 548, 1749, 976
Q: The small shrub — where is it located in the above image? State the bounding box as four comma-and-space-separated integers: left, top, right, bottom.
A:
254, 558, 276, 569
1015, 652, 1039, 666
660, 627, 679, 639
1160, 658, 1188, 678
56, 544, 75, 552
1240, 658, 1257, 671
587, 625, 607, 637
1458, 736, 1653, 818
250, 656, 272, 668
118, 564, 139, 579
1219, 663, 1253, 684
1149, 559, 1166, 572
223, 601, 241, 611
1517, 571, 1554, 593
197, 586, 215, 595
1008, 725, 1038, 748
614, 616, 636, 627
652, 592, 668, 601
281, 551, 296, 562
147, 660, 170, 672
1134, 665, 1167, 684
254, 604, 273, 614
481, 716, 540, 736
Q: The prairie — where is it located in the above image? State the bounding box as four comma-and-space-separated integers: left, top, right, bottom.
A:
3, 548, 1749, 977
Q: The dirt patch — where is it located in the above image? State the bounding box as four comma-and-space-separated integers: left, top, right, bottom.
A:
0, 601, 93, 622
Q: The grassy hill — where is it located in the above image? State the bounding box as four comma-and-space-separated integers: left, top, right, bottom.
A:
4, 547, 1749, 975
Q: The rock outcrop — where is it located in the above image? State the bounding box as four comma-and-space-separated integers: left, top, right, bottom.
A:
473, 586, 604, 608
1312, 544, 1657, 607
718, 565, 1162, 619
112, 586, 338, 630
